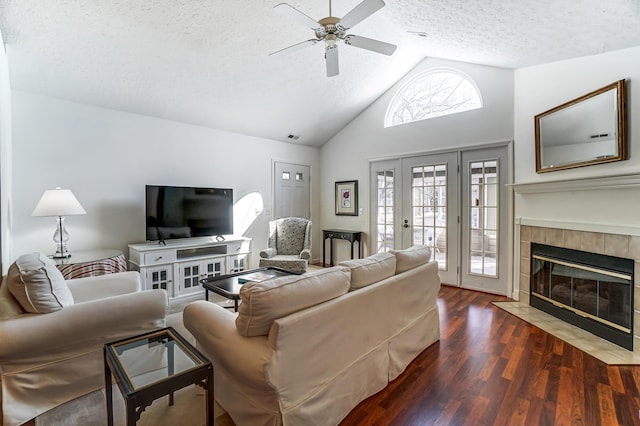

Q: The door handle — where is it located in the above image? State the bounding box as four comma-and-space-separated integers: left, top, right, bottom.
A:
403, 219, 409, 228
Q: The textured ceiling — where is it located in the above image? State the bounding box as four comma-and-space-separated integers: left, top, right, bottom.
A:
1, 0, 639, 147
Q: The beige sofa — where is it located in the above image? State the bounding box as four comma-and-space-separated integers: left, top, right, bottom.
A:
0, 253, 168, 426
184, 245, 440, 425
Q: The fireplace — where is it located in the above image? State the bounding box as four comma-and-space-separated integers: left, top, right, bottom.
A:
530, 243, 634, 350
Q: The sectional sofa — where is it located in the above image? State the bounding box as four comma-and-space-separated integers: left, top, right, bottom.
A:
184, 245, 441, 425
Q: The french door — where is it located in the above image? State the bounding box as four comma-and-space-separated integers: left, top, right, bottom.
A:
401, 153, 459, 285
459, 147, 508, 294
370, 145, 509, 294
370, 153, 458, 285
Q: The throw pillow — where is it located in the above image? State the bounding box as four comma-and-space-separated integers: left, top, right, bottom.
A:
236, 267, 350, 337
390, 245, 432, 274
339, 252, 396, 291
0, 275, 25, 320
7, 252, 74, 314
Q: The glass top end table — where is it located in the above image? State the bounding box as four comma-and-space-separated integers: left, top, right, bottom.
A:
104, 327, 213, 425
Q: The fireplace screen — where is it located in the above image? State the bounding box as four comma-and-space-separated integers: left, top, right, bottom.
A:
530, 243, 634, 350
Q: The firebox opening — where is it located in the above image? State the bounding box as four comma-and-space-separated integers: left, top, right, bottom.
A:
530, 243, 634, 351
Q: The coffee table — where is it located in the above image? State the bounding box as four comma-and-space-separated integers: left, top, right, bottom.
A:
104, 327, 213, 425
201, 267, 301, 311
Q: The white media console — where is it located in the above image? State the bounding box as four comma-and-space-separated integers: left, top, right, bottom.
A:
128, 236, 251, 302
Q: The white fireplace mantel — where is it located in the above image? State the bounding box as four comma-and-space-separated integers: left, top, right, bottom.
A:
508, 172, 640, 194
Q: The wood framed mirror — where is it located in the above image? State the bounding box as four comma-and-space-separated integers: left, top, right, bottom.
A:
534, 79, 627, 173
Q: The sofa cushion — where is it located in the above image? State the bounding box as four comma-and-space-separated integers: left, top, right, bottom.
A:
236, 267, 350, 337
339, 252, 396, 291
258, 256, 308, 274
390, 245, 432, 274
7, 252, 74, 314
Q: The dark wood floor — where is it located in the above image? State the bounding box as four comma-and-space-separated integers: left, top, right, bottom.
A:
340, 285, 640, 426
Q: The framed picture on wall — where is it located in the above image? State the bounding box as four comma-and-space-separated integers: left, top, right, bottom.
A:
335, 180, 358, 216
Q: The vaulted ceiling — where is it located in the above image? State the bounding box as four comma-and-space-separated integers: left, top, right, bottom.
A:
1, 0, 639, 147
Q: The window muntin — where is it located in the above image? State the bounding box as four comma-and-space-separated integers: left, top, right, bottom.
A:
385, 68, 482, 127
468, 160, 498, 277
376, 170, 395, 253
411, 164, 447, 269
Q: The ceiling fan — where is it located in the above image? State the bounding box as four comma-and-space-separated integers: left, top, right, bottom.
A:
270, 0, 397, 77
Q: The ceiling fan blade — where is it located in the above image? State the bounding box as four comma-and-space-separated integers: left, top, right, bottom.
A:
325, 44, 339, 77
269, 39, 319, 56
344, 34, 397, 56
274, 3, 322, 31
337, 0, 385, 31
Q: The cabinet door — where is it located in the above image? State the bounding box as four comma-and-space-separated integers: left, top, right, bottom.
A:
179, 261, 206, 295
178, 258, 226, 296
228, 254, 248, 273
146, 266, 173, 295
202, 258, 226, 280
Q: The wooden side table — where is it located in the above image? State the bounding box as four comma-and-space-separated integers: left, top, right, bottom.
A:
52, 249, 127, 279
322, 229, 363, 267
104, 327, 213, 425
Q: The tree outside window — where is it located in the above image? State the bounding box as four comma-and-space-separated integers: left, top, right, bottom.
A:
385, 68, 483, 127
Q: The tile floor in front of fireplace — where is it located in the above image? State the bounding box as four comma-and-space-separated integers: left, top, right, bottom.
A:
494, 301, 640, 365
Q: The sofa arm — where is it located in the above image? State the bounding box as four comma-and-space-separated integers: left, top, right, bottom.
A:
259, 248, 276, 259
67, 271, 141, 303
183, 301, 274, 391
300, 249, 311, 260
0, 289, 167, 361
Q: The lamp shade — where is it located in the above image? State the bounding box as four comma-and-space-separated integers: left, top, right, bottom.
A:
32, 188, 86, 217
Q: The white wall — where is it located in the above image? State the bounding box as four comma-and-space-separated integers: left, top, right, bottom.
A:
320, 57, 514, 261
0, 31, 12, 274
514, 46, 640, 226
11, 91, 321, 267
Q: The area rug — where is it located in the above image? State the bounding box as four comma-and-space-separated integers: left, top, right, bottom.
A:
33, 273, 329, 425
493, 301, 640, 365
35, 310, 235, 425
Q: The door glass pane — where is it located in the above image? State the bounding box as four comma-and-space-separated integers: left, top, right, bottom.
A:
411, 164, 447, 269
376, 170, 394, 253
468, 160, 498, 277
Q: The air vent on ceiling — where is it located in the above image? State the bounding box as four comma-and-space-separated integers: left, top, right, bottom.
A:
407, 31, 428, 38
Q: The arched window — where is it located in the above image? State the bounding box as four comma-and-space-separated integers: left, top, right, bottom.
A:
384, 68, 483, 127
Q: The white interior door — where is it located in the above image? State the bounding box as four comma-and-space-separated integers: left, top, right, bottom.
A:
274, 162, 310, 219
460, 146, 509, 295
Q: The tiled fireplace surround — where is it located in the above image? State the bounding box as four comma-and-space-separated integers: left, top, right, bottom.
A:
516, 221, 640, 361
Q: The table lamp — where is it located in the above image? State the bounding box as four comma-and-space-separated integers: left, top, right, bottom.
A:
32, 187, 86, 258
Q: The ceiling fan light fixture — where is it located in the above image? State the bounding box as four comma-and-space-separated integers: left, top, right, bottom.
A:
271, 0, 397, 77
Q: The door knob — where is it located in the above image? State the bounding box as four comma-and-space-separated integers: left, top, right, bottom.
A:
403, 219, 409, 228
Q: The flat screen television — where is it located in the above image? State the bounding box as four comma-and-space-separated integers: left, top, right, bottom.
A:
146, 185, 233, 242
